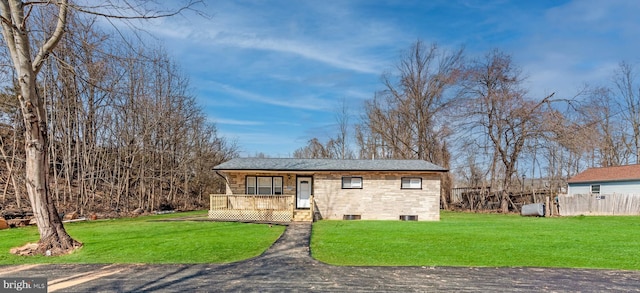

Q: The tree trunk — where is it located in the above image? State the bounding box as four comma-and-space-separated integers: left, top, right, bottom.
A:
500, 190, 509, 213
21, 86, 81, 255
1, 0, 80, 256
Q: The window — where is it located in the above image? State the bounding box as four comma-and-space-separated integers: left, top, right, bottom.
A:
274, 177, 283, 195
401, 177, 422, 189
591, 184, 600, 195
257, 177, 272, 195
246, 176, 284, 195
246, 176, 256, 194
342, 176, 363, 189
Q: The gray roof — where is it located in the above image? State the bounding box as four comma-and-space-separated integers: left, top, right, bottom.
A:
213, 158, 447, 172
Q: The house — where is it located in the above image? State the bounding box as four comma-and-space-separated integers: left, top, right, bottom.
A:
210, 158, 447, 222
560, 164, 640, 216
566, 164, 640, 196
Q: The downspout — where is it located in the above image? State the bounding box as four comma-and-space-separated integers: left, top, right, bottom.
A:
215, 171, 229, 184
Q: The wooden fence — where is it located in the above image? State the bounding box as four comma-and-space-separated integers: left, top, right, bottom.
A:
558, 194, 640, 216
451, 187, 552, 213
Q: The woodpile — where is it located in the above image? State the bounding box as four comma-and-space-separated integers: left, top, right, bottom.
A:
7, 218, 31, 227
0, 208, 36, 229
0, 209, 32, 220
63, 211, 79, 221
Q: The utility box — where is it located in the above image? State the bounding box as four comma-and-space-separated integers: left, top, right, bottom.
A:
521, 203, 545, 217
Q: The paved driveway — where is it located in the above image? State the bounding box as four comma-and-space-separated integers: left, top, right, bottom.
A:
2, 223, 639, 292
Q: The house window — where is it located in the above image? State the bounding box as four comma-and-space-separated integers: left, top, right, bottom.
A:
246, 176, 256, 194
401, 177, 422, 189
257, 177, 272, 194
591, 184, 600, 195
342, 176, 363, 189
246, 176, 284, 195
274, 177, 283, 195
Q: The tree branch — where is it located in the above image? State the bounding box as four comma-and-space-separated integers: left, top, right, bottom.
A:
32, 0, 68, 74
68, 0, 200, 20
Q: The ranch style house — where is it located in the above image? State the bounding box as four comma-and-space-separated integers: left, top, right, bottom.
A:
209, 158, 447, 222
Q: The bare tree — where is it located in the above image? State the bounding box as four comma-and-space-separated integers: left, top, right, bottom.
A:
357, 41, 463, 208
614, 62, 640, 164
334, 98, 354, 159
293, 138, 331, 159
362, 41, 463, 164
463, 50, 554, 213
0, 0, 198, 255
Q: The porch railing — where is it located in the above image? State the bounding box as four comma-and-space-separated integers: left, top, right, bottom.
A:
209, 194, 296, 222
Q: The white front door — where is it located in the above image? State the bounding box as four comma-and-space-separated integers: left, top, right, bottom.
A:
296, 177, 312, 209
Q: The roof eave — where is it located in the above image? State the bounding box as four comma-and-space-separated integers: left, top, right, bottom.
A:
568, 178, 640, 184
213, 168, 448, 172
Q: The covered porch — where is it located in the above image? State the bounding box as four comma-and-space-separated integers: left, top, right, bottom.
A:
209, 194, 315, 222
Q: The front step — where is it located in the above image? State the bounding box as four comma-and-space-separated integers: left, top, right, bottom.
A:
293, 209, 313, 222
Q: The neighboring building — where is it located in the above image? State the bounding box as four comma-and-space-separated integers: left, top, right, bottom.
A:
210, 158, 447, 222
566, 164, 640, 196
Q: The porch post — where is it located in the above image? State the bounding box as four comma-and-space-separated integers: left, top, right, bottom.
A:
310, 194, 315, 222
291, 194, 295, 219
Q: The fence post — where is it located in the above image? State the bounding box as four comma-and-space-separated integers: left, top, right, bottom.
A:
545, 196, 550, 217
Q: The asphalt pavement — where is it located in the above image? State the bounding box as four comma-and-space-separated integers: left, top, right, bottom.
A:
1, 222, 639, 292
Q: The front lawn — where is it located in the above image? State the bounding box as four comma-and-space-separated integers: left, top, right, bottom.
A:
0, 211, 285, 264
311, 211, 640, 270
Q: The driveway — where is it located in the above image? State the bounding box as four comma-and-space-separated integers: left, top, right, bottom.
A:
2, 223, 639, 292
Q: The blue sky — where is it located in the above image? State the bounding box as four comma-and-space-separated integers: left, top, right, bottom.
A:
144, 0, 640, 157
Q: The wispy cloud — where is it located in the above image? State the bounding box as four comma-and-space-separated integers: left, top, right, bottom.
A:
210, 81, 331, 111
147, 1, 402, 75
213, 118, 264, 126
211, 34, 381, 74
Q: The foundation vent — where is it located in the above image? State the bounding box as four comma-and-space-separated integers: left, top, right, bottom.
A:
343, 214, 361, 220
399, 215, 418, 221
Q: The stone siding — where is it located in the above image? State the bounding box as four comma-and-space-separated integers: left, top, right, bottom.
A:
224, 172, 299, 195
313, 172, 440, 221
220, 171, 441, 221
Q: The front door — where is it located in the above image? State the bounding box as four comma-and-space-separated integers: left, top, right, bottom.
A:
296, 177, 312, 209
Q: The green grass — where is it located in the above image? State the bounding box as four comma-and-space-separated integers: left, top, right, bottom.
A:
311, 211, 640, 270
0, 211, 285, 264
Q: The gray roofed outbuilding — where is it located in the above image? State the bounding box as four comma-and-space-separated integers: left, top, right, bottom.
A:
213, 158, 447, 172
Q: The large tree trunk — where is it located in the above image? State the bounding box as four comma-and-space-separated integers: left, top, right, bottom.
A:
1, 0, 80, 256
21, 90, 81, 255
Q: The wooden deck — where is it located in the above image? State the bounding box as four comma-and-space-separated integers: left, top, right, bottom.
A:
209, 194, 314, 222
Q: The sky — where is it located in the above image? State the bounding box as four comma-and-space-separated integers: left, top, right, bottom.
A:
142, 0, 640, 158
